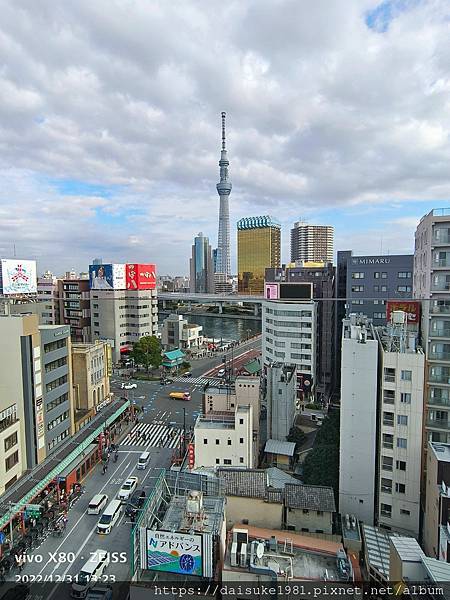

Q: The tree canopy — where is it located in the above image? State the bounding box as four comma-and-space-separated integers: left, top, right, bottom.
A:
130, 336, 162, 371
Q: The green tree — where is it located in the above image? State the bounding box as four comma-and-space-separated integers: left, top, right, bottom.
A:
130, 336, 162, 372
287, 426, 306, 450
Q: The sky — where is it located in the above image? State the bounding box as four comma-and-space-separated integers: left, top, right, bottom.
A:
0, 0, 450, 276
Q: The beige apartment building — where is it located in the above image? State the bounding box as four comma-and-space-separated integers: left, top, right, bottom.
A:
203, 376, 260, 431
71, 341, 112, 430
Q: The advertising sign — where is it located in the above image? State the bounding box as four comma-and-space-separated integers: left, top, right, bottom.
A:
126, 263, 156, 290
146, 530, 203, 576
188, 443, 195, 469
1, 259, 37, 295
279, 282, 313, 300
89, 264, 126, 290
386, 301, 420, 324
264, 283, 279, 300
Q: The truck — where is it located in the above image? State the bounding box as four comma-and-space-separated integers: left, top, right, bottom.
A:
169, 392, 191, 401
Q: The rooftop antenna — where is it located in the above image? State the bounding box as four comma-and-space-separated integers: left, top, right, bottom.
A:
221, 111, 226, 151
13, 243, 16, 258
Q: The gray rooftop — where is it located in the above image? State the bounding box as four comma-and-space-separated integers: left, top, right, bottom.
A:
362, 524, 399, 580
161, 494, 225, 535
422, 556, 450, 583
430, 442, 450, 463
265, 438, 296, 457
390, 536, 425, 562
218, 468, 267, 499
265, 467, 299, 489
284, 483, 336, 512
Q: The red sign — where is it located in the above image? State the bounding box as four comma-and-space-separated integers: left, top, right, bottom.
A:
187, 443, 195, 469
386, 301, 420, 324
126, 263, 156, 290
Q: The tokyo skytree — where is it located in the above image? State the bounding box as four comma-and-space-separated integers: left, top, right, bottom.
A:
215, 111, 232, 278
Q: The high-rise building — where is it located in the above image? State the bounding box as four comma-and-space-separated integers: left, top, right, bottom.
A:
189, 232, 214, 294
339, 313, 424, 536
58, 278, 91, 342
414, 209, 450, 450
266, 363, 297, 442
216, 112, 232, 279
266, 262, 335, 400
423, 442, 450, 558
37, 272, 60, 325
238, 216, 281, 295
290, 222, 334, 263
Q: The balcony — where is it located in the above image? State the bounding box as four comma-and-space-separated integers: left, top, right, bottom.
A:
430, 329, 450, 339
431, 304, 450, 315
431, 283, 450, 292
427, 417, 450, 430
0, 415, 18, 434
434, 259, 450, 268
429, 373, 450, 385
429, 351, 450, 361
428, 394, 450, 408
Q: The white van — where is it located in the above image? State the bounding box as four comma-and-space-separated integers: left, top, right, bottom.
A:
87, 494, 108, 515
137, 452, 150, 470
71, 550, 109, 598
97, 499, 122, 534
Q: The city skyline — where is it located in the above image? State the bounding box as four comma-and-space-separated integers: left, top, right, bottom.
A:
0, 1, 449, 273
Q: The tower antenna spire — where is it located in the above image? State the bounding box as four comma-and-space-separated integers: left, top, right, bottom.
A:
216, 111, 232, 279
221, 111, 226, 151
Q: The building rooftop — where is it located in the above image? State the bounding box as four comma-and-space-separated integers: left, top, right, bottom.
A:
265, 467, 299, 489
218, 468, 267, 499
429, 442, 450, 463
163, 349, 186, 360
223, 525, 345, 581
161, 493, 225, 536
390, 536, 425, 563
362, 524, 399, 581
237, 215, 281, 230
285, 484, 336, 512
422, 556, 450, 583
265, 439, 296, 457
241, 359, 261, 375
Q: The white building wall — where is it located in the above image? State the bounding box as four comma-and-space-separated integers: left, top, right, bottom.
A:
339, 319, 378, 524
377, 348, 424, 537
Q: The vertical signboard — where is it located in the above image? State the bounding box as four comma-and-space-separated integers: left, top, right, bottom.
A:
126, 264, 157, 290
187, 443, 195, 469
264, 283, 279, 300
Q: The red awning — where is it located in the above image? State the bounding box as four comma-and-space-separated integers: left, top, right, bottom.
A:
120, 346, 130, 354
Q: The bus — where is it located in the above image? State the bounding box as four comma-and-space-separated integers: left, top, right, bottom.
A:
169, 392, 191, 401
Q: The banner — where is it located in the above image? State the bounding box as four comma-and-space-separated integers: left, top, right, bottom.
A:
146, 530, 203, 576
126, 264, 156, 290
1, 259, 37, 294
386, 301, 420, 324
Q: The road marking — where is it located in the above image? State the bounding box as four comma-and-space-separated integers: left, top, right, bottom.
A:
119, 460, 131, 476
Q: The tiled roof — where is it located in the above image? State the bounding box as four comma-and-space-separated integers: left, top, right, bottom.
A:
218, 468, 267, 499
284, 483, 336, 512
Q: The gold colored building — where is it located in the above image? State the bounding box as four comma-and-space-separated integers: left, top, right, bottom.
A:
237, 216, 281, 294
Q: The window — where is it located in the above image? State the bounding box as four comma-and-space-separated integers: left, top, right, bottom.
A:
4, 432, 18, 452
5, 451, 19, 471
215, 458, 220, 464
397, 438, 407, 449
240, 438, 244, 443
351, 300, 364, 305
47, 411, 69, 431
215, 439, 220, 445
374, 312, 386, 319
396, 460, 406, 471
46, 375, 68, 392
383, 412, 394, 426
381, 478, 392, 494
374, 272, 381, 279
223, 459, 232, 465
383, 434, 394, 449
400, 393, 411, 404
203, 439, 208, 445
397, 415, 408, 426
380, 503, 392, 518
47, 392, 69, 412
44, 339, 66, 353
400, 509, 410, 515
274, 341, 285, 348
351, 285, 364, 292
382, 456, 393, 472
239, 457, 244, 463
352, 272, 365, 279
401, 370, 412, 381
302, 509, 309, 514
239, 419, 244, 425
397, 285, 412, 293
45, 357, 67, 373
384, 368, 395, 383
395, 483, 406, 494
398, 272, 412, 278
383, 390, 395, 404
227, 439, 231, 446
274, 351, 285, 358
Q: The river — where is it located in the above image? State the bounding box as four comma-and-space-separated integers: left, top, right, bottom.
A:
159, 313, 261, 342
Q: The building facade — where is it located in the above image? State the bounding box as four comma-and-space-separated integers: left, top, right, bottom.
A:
290, 222, 334, 263
58, 278, 91, 342
266, 363, 297, 442
90, 288, 158, 363
37, 273, 60, 325
238, 216, 281, 295
39, 325, 74, 455
266, 262, 335, 399
203, 376, 260, 432
161, 313, 203, 350
194, 405, 255, 469
262, 298, 317, 399
71, 341, 111, 431
423, 442, 450, 558
189, 232, 214, 294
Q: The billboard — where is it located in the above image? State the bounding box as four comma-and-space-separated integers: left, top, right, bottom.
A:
126, 263, 156, 290
264, 283, 279, 300
89, 264, 126, 290
386, 301, 420, 324
1, 259, 37, 295
279, 282, 313, 300
146, 530, 203, 576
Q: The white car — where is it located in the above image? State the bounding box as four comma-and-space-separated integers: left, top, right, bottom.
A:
121, 382, 137, 390
117, 477, 138, 502
217, 368, 225, 377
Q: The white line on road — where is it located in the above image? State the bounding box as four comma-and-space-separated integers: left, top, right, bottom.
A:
119, 460, 131, 476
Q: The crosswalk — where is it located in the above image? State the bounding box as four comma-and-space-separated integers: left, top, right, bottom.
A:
121, 421, 182, 449
172, 376, 222, 386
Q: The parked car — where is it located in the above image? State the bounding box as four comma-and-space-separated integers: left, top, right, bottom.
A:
121, 382, 137, 390
184, 372, 192, 377
217, 368, 225, 377
117, 477, 138, 502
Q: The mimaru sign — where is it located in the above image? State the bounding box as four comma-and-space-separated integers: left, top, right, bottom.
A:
352, 257, 391, 265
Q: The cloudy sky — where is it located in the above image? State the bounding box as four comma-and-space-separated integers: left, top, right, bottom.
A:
1, 0, 449, 276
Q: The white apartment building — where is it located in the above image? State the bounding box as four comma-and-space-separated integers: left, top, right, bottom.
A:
160, 313, 203, 350
414, 209, 450, 447
262, 299, 316, 396
203, 376, 260, 431
90, 289, 158, 363
375, 317, 424, 537
339, 315, 379, 524
194, 405, 255, 469
290, 221, 334, 263
37, 273, 60, 325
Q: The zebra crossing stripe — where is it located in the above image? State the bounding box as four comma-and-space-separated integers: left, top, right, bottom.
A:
121, 422, 182, 449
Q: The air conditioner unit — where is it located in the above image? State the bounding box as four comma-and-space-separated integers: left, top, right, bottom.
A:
239, 543, 247, 567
